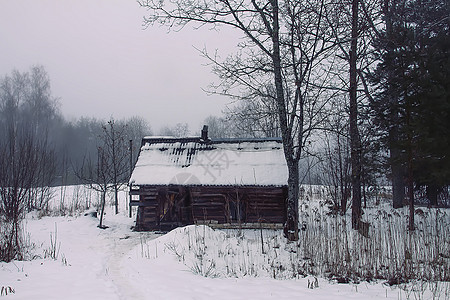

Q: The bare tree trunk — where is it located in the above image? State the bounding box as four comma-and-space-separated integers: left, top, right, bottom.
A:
271, 0, 299, 241
114, 186, 119, 215
384, 0, 405, 209
285, 161, 299, 240
391, 138, 405, 208
111, 123, 119, 215
406, 95, 415, 231
99, 190, 107, 229
426, 185, 438, 206
350, 0, 362, 230
407, 157, 414, 231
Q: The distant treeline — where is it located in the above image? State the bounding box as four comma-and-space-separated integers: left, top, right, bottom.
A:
0, 66, 152, 186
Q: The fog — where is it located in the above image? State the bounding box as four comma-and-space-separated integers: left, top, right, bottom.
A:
0, 0, 240, 131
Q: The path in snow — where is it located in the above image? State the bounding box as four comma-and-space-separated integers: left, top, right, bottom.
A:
102, 230, 160, 300
0, 212, 163, 300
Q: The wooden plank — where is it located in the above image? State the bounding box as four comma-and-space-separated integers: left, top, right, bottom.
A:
129, 190, 142, 196
130, 202, 158, 207
203, 222, 284, 229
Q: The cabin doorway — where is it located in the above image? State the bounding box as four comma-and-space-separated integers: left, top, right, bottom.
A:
158, 187, 190, 230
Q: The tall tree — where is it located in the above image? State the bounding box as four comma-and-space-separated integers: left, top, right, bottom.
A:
372, 0, 449, 223
382, 0, 406, 209
139, 0, 340, 240
408, 0, 450, 205
320, 0, 383, 224
349, 0, 363, 229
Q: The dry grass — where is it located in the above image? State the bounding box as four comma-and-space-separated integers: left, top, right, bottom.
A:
297, 205, 450, 283
158, 201, 449, 285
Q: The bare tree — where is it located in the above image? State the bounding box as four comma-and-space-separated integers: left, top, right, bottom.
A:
76, 118, 130, 226
22, 66, 60, 137
320, 0, 385, 228
203, 115, 233, 138
204, 94, 282, 138
123, 116, 152, 165
139, 0, 341, 240
0, 67, 60, 261
66, 117, 104, 183
224, 94, 281, 138
348, 0, 363, 229
101, 119, 130, 215
76, 147, 112, 228
0, 66, 59, 211
0, 129, 40, 261
28, 137, 57, 211
159, 122, 190, 137
319, 98, 352, 215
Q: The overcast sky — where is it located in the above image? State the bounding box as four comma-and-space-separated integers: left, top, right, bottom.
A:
0, 0, 239, 133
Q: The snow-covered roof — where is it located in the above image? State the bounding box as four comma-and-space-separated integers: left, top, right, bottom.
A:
130, 137, 288, 187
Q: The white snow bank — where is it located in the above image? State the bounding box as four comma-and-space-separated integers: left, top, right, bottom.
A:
122, 224, 449, 299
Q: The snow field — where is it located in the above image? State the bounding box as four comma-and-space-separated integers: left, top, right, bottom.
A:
1, 185, 449, 299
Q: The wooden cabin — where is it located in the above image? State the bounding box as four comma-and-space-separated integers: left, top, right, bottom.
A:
129, 127, 288, 231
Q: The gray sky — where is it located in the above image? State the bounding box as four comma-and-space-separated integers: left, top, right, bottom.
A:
0, 0, 239, 132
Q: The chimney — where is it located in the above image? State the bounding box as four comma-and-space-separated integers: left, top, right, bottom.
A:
201, 125, 208, 141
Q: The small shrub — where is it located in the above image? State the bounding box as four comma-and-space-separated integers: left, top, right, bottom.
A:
43, 224, 60, 260
1, 286, 15, 296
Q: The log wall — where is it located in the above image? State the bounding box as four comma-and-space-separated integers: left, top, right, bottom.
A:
133, 185, 287, 231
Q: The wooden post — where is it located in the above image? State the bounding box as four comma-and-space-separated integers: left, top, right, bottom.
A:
129, 183, 132, 218
129, 139, 133, 178
129, 139, 133, 218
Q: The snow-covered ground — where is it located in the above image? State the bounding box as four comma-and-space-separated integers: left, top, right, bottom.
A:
1, 185, 449, 299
